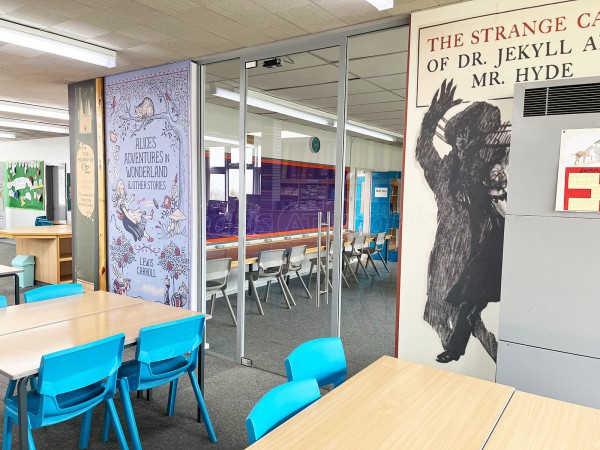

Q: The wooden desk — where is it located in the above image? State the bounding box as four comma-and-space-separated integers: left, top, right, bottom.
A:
485, 391, 600, 449
250, 356, 514, 449
0, 264, 22, 305
0, 291, 141, 337
0, 225, 72, 284
0, 292, 202, 450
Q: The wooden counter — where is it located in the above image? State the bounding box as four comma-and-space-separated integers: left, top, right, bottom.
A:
0, 225, 72, 284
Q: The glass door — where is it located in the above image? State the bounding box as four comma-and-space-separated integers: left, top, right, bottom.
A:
239, 46, 344, 375
341, 27, 407, 377
202, 58, 241, 361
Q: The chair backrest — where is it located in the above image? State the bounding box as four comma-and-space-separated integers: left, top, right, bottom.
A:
0, 295, 6, 308
135, 315, 205, 382
206, 258, 232, 289
352, 234, 367, 251
375, 232, 386, 247
257, 249, 286, 277
24, 283, 84, 303
35, 333, 125, 425
246, 379, 320, 445
285, 337, 347, 388
286, 245, 306, 271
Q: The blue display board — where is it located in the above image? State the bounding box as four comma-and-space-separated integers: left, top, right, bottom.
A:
105, 61, 192, 308
371, 171, 400, 261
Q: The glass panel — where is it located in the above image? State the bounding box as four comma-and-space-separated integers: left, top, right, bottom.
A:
240, 47, 342, 375
342, 27, 407, 376
203, 58, 240, 361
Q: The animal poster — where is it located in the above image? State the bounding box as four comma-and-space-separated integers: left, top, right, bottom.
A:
4, 161, 44, 210
105, 61, 192, 308
399, 0, 599, 381
555, 128, 600, 212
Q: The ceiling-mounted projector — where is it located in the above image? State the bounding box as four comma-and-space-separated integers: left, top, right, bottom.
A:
262, 58, 283, 69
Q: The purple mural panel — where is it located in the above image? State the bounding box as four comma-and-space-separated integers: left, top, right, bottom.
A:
105, 61, 192, 308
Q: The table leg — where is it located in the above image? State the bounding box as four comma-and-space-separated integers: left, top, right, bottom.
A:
14, 273, 20, 305
17, 375, 33, 450
385, 239, 389, 263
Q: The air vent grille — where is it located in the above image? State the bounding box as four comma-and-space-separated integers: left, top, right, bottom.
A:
523, 82, 600, 117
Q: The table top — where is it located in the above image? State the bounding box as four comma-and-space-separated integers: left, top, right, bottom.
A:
0, 293, 201, 379
0, 264, 23, 275
485, 391, 600, 449
0, 291, 141, 337
250, 356, 514, 449
0, 225, 72, 238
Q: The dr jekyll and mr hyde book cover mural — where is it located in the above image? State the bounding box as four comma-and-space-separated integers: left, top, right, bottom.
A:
105, 61, 193, 308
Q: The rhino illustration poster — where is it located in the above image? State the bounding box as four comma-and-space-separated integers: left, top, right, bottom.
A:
399, 0, 598, 380
105, 61, 192, 308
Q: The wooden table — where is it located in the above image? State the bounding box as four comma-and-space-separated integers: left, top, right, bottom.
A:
0, 264, 22, 305
250, 356, 515, 449
0, 225, 72, 284
485, 391, 600, 449
0, 291, 203, 450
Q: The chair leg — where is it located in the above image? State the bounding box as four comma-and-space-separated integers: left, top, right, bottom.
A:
263, 280, 271, 303
280, 275, 296, 306
79, 408, 93, 449
276, 275, 292, 309
367, 253, 381, 276
167, 379, 178, 416
27, 426, 35, 450
344, 254, 359, 283
295, 271, 313, 300
106, 397, 130, 450
249, 279, 264, 315
341, 271, 350, 288
355, 255, 370, 279
222, 289, 237, 326
210, 293, 216, 316
119, 378, 142, 450
3, 415, 12, 450
376, 250, 391, 272
307, 261, 316, 287
102, 401, 111, 442
188, 372, 217, 443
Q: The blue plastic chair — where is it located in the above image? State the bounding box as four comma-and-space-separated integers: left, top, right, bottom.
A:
285, 337, 347, 388
102, 315, 216, 449
2, 333, 129, 450
246, 379, 320, 445
24, 283, 84, 303
0, 295, 6, 308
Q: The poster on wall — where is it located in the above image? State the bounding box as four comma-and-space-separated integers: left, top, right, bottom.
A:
399, 0, 598, 380
105, 61, 192, 308
4, 161, 44, 210
69, 79, 104, 292
555, 128, 600, 212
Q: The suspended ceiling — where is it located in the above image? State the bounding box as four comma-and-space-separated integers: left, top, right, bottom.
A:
0, 0, 470, 141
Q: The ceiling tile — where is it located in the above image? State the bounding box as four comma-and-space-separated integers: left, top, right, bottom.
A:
349, 53, 408, 78
274, 3, 348, 33
365, 73, 407, 91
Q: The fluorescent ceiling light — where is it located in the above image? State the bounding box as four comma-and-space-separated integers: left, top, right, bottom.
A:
345, 123, 396, 142
365, 0, 394, 10
0, 100, 69, 120
0, 118, 68, 134
214, 88, 332, 127
205, 135, 239, 146
212, 87, 401, 142
0, 131, 16, 139
0, 19, 116, 68
248, 131, 311, 139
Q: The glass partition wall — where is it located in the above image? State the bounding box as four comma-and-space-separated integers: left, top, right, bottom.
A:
200, 23, 408, 377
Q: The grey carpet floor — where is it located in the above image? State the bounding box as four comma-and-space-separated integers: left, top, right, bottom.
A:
207, 257, 397, 379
